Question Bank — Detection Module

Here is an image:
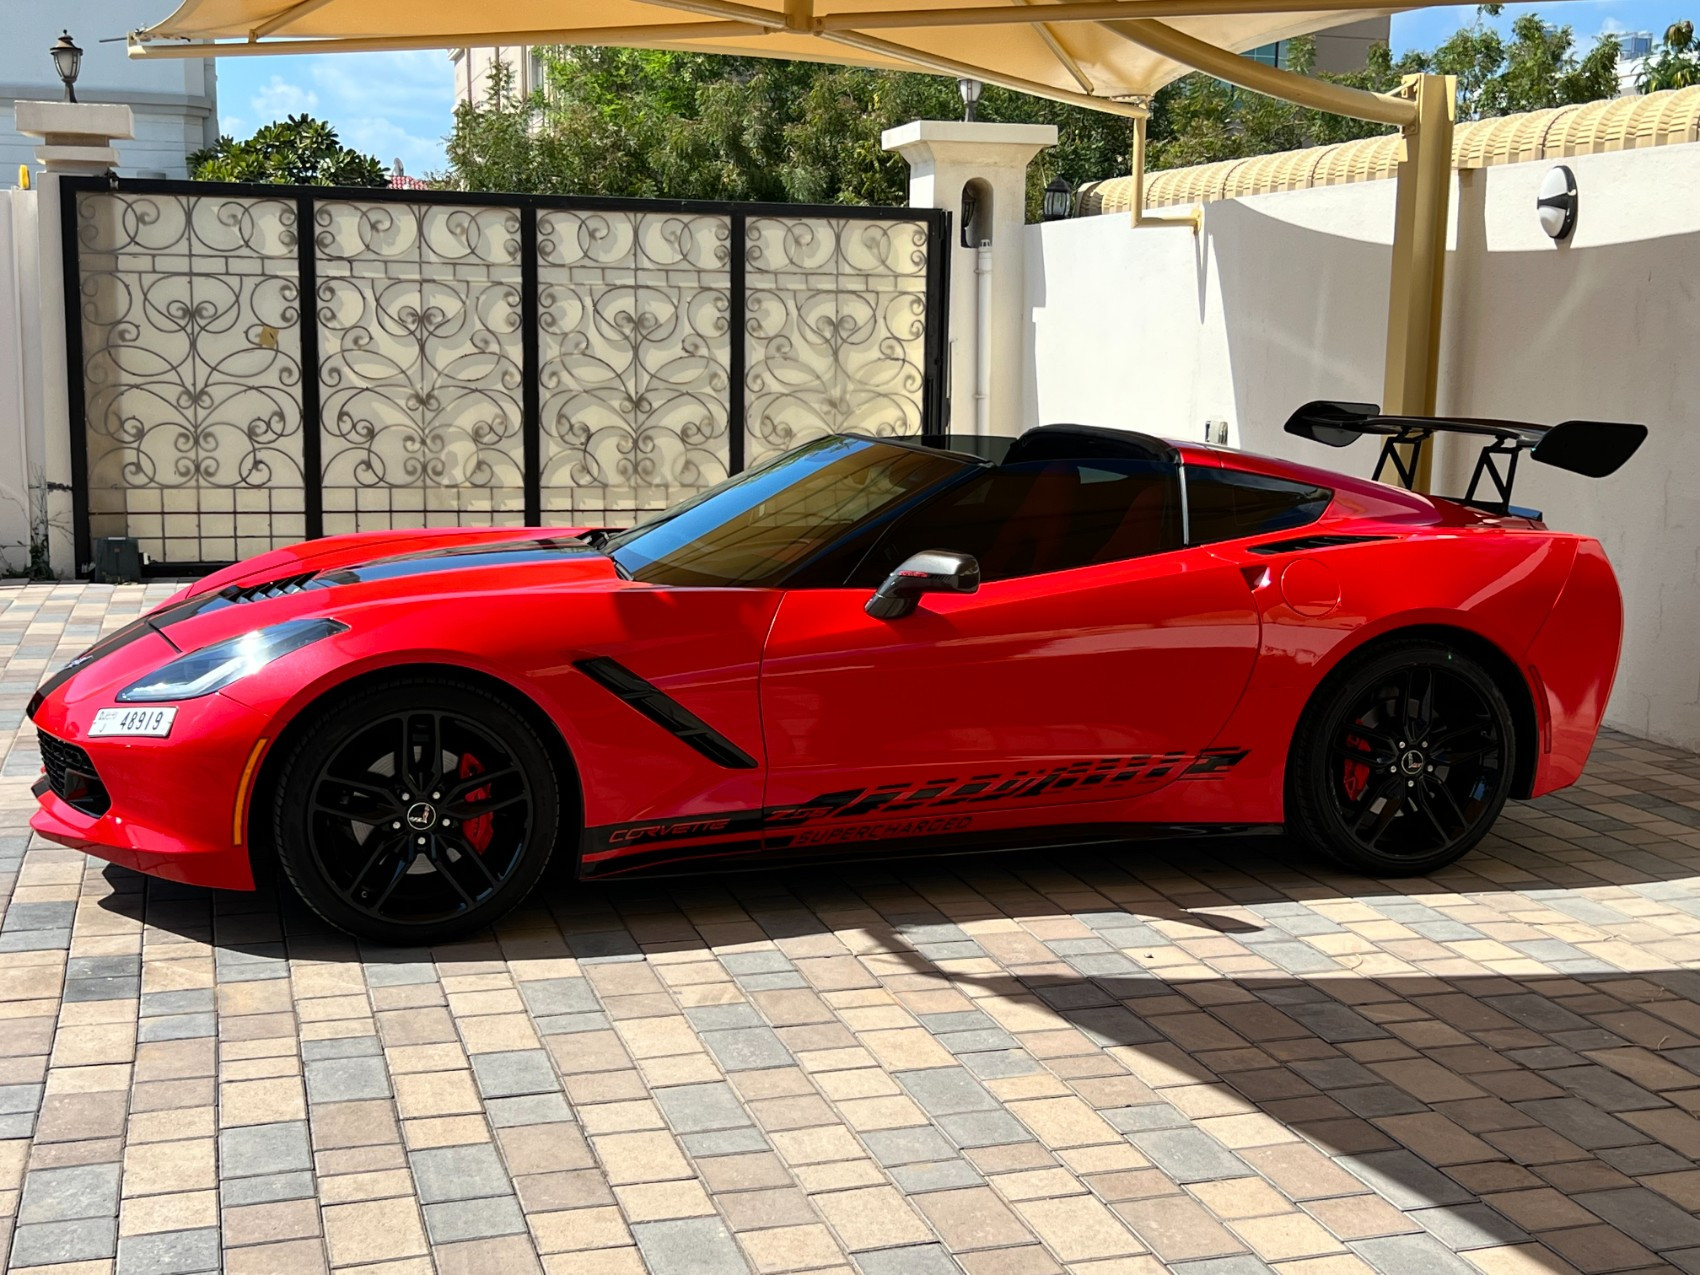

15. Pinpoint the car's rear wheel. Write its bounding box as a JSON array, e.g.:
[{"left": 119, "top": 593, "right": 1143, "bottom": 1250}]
[
  {"left": 273, "top": 679, "right": 562, "bottom": 944},
  {"left": 1287, "top": 640, "right": 1515, "bottom": 876}
]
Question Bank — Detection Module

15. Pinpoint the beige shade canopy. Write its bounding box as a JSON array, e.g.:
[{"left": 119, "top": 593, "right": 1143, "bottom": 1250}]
[{"left": 130, "top": 0, "right": 1429, "bottom": 116}]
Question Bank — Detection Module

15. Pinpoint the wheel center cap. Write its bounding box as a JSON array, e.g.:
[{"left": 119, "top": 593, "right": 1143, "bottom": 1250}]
[
  {"left": 1399, "top": 749, "right": 1426, "bottom": 776},
  {"left": 405, "top": 802, "right": 438, "bottom": 831}
]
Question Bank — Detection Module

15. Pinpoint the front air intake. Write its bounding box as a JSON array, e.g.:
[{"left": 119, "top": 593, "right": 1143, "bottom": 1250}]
[{"left": 37, "top": 731, "right": 111, "bottom": 817}]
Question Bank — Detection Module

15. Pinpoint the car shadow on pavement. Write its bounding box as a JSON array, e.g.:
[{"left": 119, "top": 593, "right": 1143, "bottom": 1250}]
[{"left": 80, "top": 813, "right": 1700, "bottom": 1273}]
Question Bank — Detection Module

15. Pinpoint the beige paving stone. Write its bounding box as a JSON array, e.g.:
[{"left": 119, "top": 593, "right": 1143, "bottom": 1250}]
[
  {"left": 590, "top": 1130, "right": 693, "bottom": 1183},
  {"left": 530, "top": 1205, "right": 633, "bottom": 1253},
  {"left": 739, "top": 1223, "right": 847, "bottom": 1273},
  {"left": 1007, "top": 1096, "right": 1123, "bottom": 1147},
  {"left": 1015, "top": 1195, "right": 1147, "bottom": 1262},
  {"left": 612, "top": 1178, "right": 716, "bottom": 1221},
  {"left": 1231, "top": 1213, "right": 1348, "bottom": 1261},
  {"left": 915, "top": 1186, "right": 1035, "bottom": 1250},
  {"left": 322, "top": 1197, "right": 429, "bottom": 1265},
  {"left": 121, "top": 1138, "right": 217, "bottom": 1196},
  {"left": 392, "top": 1069, "right": 481, "bottom": 1119},
  {"left": 814, "top": 1185, "right": 933, "bottom": 1250},
  {"left": 118, "top": 1189, "right": 219, "bottom": 1235}
]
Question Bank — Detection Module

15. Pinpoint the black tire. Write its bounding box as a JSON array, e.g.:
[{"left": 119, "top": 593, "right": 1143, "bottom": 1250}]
[
  {"left": 1287, "top": 640, "right": 1516, "bottom": 876},
  {"left": 272, "top": 678, "right": 562, "bottom": 944}
]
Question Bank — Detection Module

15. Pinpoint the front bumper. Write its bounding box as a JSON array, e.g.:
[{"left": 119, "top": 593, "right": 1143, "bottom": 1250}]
[{"left": 30, "top": 678, "right": 270, "bottom": 891}]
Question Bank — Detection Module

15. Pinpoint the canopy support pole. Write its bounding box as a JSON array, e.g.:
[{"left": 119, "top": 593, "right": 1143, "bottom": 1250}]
[
  {"left": 1382, "top": 72, "right": 1455, "bottom": 489},
  {"left": 1126, "top": 107, "right": 1201, "bottom": 231}
]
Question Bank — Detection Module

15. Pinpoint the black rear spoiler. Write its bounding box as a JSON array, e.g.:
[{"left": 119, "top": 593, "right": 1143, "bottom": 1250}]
[{"left": 1284, "top": 400, "right": 1647, "bottom": 515}]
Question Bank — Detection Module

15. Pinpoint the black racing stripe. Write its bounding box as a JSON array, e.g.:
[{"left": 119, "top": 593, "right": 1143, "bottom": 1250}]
[
  {"left": 575, "top": 657, "right": 758, "bottom": 770},
  {"left": 581, "top": 820, "right": 1285, "bottom": 879},
  {"left": 27, "top": 615, "right": 161, "bottom": 720}
]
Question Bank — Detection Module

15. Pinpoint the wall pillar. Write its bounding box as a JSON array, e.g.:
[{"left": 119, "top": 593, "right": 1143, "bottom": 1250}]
[
  {"left": 14, "top": 101, "right": 134, "bottom": 578},
  {"left": 883, "top": 120, "right": 1056, "bottom": 437}
]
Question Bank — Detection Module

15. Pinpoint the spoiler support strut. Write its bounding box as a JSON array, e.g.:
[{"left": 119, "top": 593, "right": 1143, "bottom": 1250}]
[{"left": 1286, "top": 400, "right": 1648, "bottom": 515}]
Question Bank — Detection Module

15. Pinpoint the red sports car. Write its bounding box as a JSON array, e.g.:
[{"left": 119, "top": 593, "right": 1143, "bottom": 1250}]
[{"left": 29, "top": 403, "right": 1645, "bottom": 943}]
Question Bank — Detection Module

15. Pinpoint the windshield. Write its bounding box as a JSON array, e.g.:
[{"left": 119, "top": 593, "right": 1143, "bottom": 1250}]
[{"left": 605, "top": 435, "right": 973, "bottom": 587}]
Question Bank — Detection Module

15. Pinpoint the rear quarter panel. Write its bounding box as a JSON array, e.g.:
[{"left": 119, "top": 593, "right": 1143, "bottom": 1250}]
[{"left": 1144, "top": 529, "right": 1581, "bottom": 823}]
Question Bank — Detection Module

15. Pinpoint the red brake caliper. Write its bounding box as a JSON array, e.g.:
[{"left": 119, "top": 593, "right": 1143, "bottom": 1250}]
[
  {"left": 1342, "top": 732, "right": 1371, "bottom": 802},
  {"left": 457, "top": 754, "right": 494, "bottom": 854}
]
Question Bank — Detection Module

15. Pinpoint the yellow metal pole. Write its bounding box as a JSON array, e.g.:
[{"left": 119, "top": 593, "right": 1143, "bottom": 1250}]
[
  {"left": 1382, "top": 72, "right": 1455, "bottom": 489},
  {"left": 1126, "top": 105, "right": 1201, "bottom": 231},
  {"left": 1105, "top": 19, "right": 1417, "bottom": 126}
]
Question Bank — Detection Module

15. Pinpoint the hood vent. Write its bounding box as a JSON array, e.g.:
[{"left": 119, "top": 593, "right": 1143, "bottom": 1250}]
[{"left": 219, "top": 572, "right": 331, "bottom": 603}]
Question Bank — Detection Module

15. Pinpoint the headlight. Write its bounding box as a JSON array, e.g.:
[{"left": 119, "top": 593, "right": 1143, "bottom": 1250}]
[{"left": 117, "top": 619, "right": 347, "bottom": 703}]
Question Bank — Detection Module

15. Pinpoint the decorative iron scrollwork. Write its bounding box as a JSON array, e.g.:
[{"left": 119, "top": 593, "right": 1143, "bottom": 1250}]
[
  {"left": 76, "top": 192, "right": 305, "bottom": 564},
  {"left": 71, "top": 185, "right": 939, "bottom": 567},
  {"left": 743, "top": 217, "right": 929, "bottom": 465},
  {"left": 537, "top": 210, "right": 732, "bottom": 525},
  {"left": 315, "top": 201, "right": 525, "bottom": 533}
]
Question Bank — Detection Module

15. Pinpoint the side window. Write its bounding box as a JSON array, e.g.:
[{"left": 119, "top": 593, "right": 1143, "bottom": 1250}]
[
  {"left": 1186, "top": 468, "right": 1331, "bottom": 545},
  {"left": 851, "top": 459, "right": 1182, "bottom": 586}
]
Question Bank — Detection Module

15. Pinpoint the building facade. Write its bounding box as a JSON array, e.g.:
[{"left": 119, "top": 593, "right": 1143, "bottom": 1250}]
[{"left": 2, "top": 1, "right": 216, "bottom": 180}]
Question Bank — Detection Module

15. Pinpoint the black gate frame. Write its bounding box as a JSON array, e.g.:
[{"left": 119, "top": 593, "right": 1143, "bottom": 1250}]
[{"left": 61, "top": 175, "right": 951, "bottom": 577}]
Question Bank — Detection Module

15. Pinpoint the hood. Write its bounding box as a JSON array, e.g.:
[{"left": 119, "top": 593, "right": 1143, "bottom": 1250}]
[{"left": 30, "top": 532, "right": 624, "bottom": 718}]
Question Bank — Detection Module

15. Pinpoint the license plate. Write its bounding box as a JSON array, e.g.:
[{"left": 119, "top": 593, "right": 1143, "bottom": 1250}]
[{"left": 88, "top": 706, "right": 177, "bottom": 738}]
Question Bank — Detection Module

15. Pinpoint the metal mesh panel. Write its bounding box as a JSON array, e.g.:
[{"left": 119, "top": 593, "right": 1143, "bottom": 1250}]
[
  {"left": 537, "top": 209, "right": 732, "bottom": 526},
  {"left": 67, "top": 182, "right": 944, "bottom": 572},
  {"left": 75, "top": 191, "right": 305, "bottom": 565},
  {"left": 314, "top": 201, "right": 526, "bottom": 534},
  {"left": 743, "top": 216, "right": 930, "bottom": 466}
]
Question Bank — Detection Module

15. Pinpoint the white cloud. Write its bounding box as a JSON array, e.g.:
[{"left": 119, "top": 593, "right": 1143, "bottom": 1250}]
[
  {"left": 219, "top": 115, "right": 243, "bottom": 136},
  {"left": 218, "top": 51, "right": 454, "bottom": 173},
  {"left": 250, "top": 75, "right": 319, "bottom": 117}
]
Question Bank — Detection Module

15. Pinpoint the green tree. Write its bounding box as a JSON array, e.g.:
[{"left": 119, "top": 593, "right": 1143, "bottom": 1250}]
[
  {"left": 445, "top": 9, "right": 1626, "bottom": 213},
  {"left": 189, "top": 114, "right": 387, "bottom": 186},
  {"left": 1147, "top": 37, "right": 1401, "bottom": 170},
  {"left": 446, "top": 54, "right": 1128, "bottom": 217},
  {"left": 1396, "top": 5, "right": 1619, "bottom": 118},
  {"left": 1640, "top": 20, "right": 1700, "bottom": 92}
]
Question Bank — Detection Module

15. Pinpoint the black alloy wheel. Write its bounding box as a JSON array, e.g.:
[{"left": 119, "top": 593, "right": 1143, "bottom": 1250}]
[
  {"left": 1288, "top": 640, "right": 1516, "bottom": 875},
  {"left": 273, "top": 679, "right": 561, "bottom": 943}
]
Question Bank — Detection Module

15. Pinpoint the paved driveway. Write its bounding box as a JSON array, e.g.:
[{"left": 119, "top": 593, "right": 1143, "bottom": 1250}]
[{"left": 3, "top": 581, "right": 1699, "bottom": 1275}]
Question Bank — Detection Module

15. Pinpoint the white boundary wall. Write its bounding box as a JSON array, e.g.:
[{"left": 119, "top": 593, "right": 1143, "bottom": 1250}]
[
  {"left": 0, "top": 187, "right": 42, "bottom": 575},
  {"left": 1024, "top": 143, "right": 1700, "bottom": 749}
]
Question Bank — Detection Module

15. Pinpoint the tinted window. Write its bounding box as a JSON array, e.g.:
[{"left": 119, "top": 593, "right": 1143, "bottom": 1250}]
[
  {"left": 605, "top": 436, "right": 971, "bottom": 587},
  {"left": 1186, "top": 468, "right": 1331, "bottom": 545},
  {"left": 851, "top": 458, "right": 1182, "bottom": 586}
]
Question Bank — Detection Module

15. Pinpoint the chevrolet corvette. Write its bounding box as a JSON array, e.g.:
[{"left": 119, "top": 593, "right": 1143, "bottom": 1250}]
[{"left": 29, "top": 402, "right": 1645, "bottom": 943}]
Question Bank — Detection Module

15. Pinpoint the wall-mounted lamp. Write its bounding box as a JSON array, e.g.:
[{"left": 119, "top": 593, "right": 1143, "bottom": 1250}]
[
  {"left": 957, "top": 77, "right": 982, "bottom": 122},
  {"left": 1537, "top": 164, "right": 1578, "bottom": 241},
  {"left": 1041, "top": 176, "right": 1073, "bottom": 222},
  {"left": 51, "top": 30, "right": 83, "bottom": 103}
]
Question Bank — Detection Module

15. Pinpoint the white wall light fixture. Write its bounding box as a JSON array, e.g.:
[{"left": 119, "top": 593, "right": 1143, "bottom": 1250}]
[{"left": 1537, "top": 164, "right": 1578, "bottom": 241}]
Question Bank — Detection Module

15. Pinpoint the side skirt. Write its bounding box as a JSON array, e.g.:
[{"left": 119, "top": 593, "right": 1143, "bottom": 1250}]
[{"left": 577, "top": 820, "right": 1286, "bottom": 881}]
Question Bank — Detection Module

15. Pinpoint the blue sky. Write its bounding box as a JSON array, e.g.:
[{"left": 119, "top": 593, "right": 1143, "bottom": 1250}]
[
  {"left": 214, "top": 1, "right": 1684, "bottom": 176},
  {"left": 216, "top": 50, "right": 460, "bottom": 178}
]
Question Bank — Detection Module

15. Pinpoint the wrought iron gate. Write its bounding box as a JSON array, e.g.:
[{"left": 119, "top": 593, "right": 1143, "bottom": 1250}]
[{"left": 61, "top": 177, "right": 949, "bottom": 575}]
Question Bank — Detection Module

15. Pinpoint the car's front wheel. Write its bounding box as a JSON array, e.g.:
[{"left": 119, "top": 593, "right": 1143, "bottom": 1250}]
[
  {"left": 272, "top": 678, "right": 563, "bottom": 944},
  {"left": 1287, "top": 640, "right": 1516, "bottom": 876}
]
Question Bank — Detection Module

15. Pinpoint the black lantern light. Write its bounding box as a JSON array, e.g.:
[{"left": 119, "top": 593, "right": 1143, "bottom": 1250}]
[
  {"left": 1042, "top": 176, "right": 1074, "bottom": 221},
  {"left": 51, "top": 30, "right": 83, "bottom": 103},
  {"left": 957, "top": 77, "right": 982, "bottom": 122}
]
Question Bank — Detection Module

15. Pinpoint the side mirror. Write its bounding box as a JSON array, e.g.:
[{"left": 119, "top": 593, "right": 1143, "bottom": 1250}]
[{"left": 865, "top": 550, "right": 980, "bottom": 620}]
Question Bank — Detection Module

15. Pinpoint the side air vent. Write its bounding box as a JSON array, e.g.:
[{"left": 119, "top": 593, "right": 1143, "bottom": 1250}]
[
  {"left": 219, "top": 572, "right": 329, "bottom": 603},
  {"left": 1246, "top": 533, "right": 1395, "bottom": 556}
]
